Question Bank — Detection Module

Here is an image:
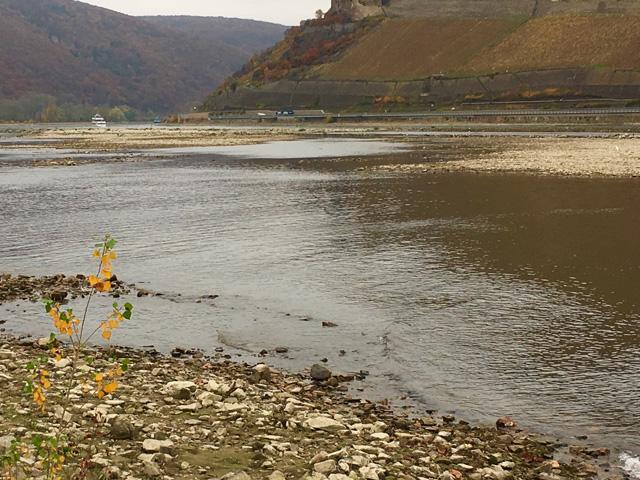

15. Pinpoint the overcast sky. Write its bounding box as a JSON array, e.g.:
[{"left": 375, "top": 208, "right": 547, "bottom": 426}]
[{"left": 81, "top": 0, "right": 331, "bottom": 25}]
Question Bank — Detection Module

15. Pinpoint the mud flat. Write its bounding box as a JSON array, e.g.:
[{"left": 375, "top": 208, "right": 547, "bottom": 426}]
[
  {"left": 376, "top": 137, "right": 640, "bottom": 177},
  {"left": 0, "top": 333, "right": 619, "bottom": 480}
]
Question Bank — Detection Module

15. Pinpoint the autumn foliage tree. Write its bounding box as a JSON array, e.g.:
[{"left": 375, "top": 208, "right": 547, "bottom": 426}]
[{"left": 1, "top": 235, "right": 133, "bottom": 479}]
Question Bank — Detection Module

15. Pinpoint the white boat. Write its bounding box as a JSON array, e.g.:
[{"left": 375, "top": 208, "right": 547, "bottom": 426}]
[{"left": 91, "top": 114, "right": 107, "bottom": 128}]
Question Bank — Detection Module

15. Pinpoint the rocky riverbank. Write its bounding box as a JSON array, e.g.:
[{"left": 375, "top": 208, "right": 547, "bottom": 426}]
[
  {"left": 374, "top": 137, "right": 640, "bottom": 177},
  {"left": 0, "top": 273, "right": 132, "bottom": 304},
  {"left": 0, "top": 333, "right": 620, "bottom": 480}
]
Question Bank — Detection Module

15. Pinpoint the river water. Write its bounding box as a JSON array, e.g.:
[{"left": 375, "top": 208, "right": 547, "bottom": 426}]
[{"left": 0, "top": 138, "right": 639, "bottom": 470}]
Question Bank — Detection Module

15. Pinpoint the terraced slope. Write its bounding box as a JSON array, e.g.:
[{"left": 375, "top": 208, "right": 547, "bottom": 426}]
[{"left": 319, "top": 15, "right": 640, "bottom": 81}]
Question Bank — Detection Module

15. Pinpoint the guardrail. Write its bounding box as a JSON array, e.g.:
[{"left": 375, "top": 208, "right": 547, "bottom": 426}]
[{"left": 209, "top": 107, "right": 640, "bottom": 121}]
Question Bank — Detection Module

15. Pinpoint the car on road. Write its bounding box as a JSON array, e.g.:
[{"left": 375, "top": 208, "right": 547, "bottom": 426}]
[{"left": 276, "top": 108, "right": 295, "bottom": 116}]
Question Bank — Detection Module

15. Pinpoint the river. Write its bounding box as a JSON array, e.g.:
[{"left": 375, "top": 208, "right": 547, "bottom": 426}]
[{"left": 0, "top": 138, "right": 639, "bottom": 472}]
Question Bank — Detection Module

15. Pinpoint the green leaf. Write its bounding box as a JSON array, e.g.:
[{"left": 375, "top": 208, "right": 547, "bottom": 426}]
[
  {"left": 49, "top": 333, "right": 56, "bottom": 343},
  {"left": 112, "top": 302, "right": 119, "bottom": 309},
  {"left": 105, "top": 238, "right": 117, "bottom": 250},
  {"left": 26, "top": 362, "right": 35, "bottom": 371},
  {"left": 124, "top": 303, "right": 133, "bottom": 311},
  {"left": 123, "top": 310, "right": 131, "bottom": 320},
  {"left": 120, "top": 358, "right": 130, "bottom": 372},
  {"left": 23, "top": 380, "right": 33, "bottom": 393}
]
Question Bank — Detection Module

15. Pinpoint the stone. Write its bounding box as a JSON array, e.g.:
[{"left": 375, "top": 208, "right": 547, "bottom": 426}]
[
  {"left": 310, "top": 364, "right": 332, "bottom": 381},
  {"left": 163, "top": 381, "right": 197, "bottom": 400},
  {"left": 198, "top": 391, "right": 221, "bottom": 407},
  {"left": 221, "top": 472, "right": 253, "bottom": 480},
  {"left": 110, "top": 416, "right": 135, "bottom": 440},
  {"left": 0, "top": 350, "right": 16, "bottom": 360},
  {"left": 0, "top": 435, "right": 16, "bottom": 453},
  {"left": 310, "top": 452, "right": 329, "bottom": 464},
  {"left": 49, "top": 290, "right": 68, "bottom": 302},
  {"left": 250, "top": 364, "right": 272, "bottom": 383},
  {"left": 143, "top": 461, "right": 163, "bottom": 478},
  {"left": 496, "top": 416, "right": 517, "bottom": 430},
  {"left": 304, "top": 416, "right": 345, "bottom": 432},
  {"left": 54, "top": 357, "right": 72, "bottom": 369},
  {"left": 370, "top": 432, "right": 390, "bottom": 441},
  {"left": 268, "top": 471, "right": 286, "bottom": 480},
  {"left": 328, "top": 475, "right": 351, "bottom": 480},
  {"left": 142, "top": 438, "right": 174, "bottom": 453},
  {"left": 314, "top": 459, "right": 337, "bottom": 474},
  {"left": 359, "top": 466, "right": 381, "bottom": 480},
  {"left": 275, "top": 347, "right": 289, "bottom": 354}
]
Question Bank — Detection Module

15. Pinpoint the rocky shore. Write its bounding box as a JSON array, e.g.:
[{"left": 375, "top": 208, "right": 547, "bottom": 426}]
[
  {"left": 0, "top": 333, "right": 619, "bottom": 480},
  {"left": 0, "top": 273, "right": 132, "bottom": 304},
  {"left": 374, "top": 137, "right": 640, "bottom": 177}
]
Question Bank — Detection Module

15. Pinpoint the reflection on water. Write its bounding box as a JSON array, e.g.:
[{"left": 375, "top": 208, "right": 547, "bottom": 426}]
[{"left": 0, "top": 149, "right": 639, "bottom": 458}]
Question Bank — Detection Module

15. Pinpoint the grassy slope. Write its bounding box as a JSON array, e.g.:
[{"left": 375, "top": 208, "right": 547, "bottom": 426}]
[{"left": 318, "top": 15, "right": 640, "bottom": 81}]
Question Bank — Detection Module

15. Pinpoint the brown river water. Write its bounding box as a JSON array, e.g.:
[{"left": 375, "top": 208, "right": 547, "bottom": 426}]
[{"left": 0, "top": 138, "right": 639, "bottom": 473}]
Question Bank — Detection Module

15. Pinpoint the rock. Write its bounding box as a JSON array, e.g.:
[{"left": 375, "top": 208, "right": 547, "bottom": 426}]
[
  {"left": 268, "top": 471, "right": 286, "bottom": 480},
  {"left": 304, "top": 416, "right": 345, "bottom": 432},
  {"left": 275, "top": 347, "right": 289, "bottom": 354},
  {"left": 198, "top": 391, "right": 221, "bottom": 407},
  {"left": 0, "top": 435, "right": 15, "bottom": 453},
  {"left": 496, "top": 416, "right": 517, "bottom": 430},
  {"left": 143, "top": 461, "right": 163, "bottom": 478},
  {"left": 250, "top": 364, "right": 272, "bottom": 383},
  {"left": 221, "top": 472, "right": 253, "bottom": 480},
  {"left": 163, "top": 381, "right": 197, "bottom": 400},
  {"left": 110, "top": 416, "right": 135, "bottom": 440},
  {"left": 0, "top": 350, "right": 15, "bottom": 360},
  {"left": 370, "top": 432, "right": 390, "bottom": 441},
  {"left": 328, "top": 475, "right": 351, "bottom": 480},
  {"left": 359, "top": 466, "right": 381, "bottom": 480},
  {"left": 54, "top": 357, "right": 72, "bottom": 369},
  {"left": 49, "top": 290, "right": 68, "bottom": 302},
  {"left": 310, "top": 364, "right": 332, "bottom": 381},
  {"left": 310, "top": 452, "right": 329, "bottom": 464},
  {"left": 142, "top": 438, "right": 174, "bottom": 454},
  {"left": 322, "top": 321, "right": 338, "bottom": 328},
  {"left": 314, "top": 459, "right": 337, "bottom": 474}
]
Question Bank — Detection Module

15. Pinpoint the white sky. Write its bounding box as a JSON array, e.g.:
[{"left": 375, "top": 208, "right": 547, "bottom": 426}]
[{"left": 80, "top": 0, "right": 331, "bottom": 25}]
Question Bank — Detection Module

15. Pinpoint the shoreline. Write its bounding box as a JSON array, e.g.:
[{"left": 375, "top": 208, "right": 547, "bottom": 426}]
[
  {"left": 0, "top": 331, "right": 624, "bottom": 480},
  {"left": 2, "top": 125, "right": 640, "bottom": 178}
]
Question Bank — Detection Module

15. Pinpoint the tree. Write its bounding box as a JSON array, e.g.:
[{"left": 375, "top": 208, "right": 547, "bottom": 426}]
[{"left": 315, "top": 9, "right": 324, "bottom": 19}]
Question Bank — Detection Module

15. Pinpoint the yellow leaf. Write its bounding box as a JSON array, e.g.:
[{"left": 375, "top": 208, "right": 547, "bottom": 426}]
[
  {"left": 92, "top": 249, "right": 101, "bottom": 257},
  {"left": 88, "top": 275, "right": 99, "bottom": 287},
  {"left": 42, "top": 378, "right": 51, "bottom": 390},
  {"left": 103, "top": 382, "right": 118, "bottom": 394},
  {"left": 97, "top": 390, "right": 105, "bottom": 399},
  {"left": 108, "top": 319, "right": 119, "bottom": 329},
  {"left": 95, "top": 373, "right": 104, "bottom": 382},
  {"left": 109, "top": 251, "right": 117, "bottom": 260},
  {"left": 102, "top": 269, "right": 112, "bottom": 280},
  {"left": 102, "top": 281, "right": 112, "bottom": 292}
]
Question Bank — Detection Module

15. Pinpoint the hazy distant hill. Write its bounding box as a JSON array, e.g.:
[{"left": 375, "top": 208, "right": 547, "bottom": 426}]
[
  {"left": 0, "top": 0, "right": 286, "bottom": 118},
  {"left": 141, "top": 16, "right": 287, "bottom": 58}
]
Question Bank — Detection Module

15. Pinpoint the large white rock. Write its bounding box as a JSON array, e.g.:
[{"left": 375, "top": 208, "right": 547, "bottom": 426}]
[
  {"left": 142, "top": 438, "right": 174, "bottom": 453},
  {"left": 314, "top": 459, "right": 337, "bottom": 475},
  {"left": 304, "top": 417, "right": 345, "bottom": 432},
  {"left": 162, "top": 381, "right": 197, "bottom": 398}
]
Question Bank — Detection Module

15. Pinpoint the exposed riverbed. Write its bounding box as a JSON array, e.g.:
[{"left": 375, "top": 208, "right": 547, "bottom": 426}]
[{"left": 1, "top": 129, "right": 639, "bottom": 477}]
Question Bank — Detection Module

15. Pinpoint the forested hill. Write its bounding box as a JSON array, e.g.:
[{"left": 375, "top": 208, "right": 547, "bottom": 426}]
[
  {"left": 0, "top": 0, "right": 286, "bottom": 120},
  {"left": 141, "top": 16, "right": 287, "bottom": 58}
]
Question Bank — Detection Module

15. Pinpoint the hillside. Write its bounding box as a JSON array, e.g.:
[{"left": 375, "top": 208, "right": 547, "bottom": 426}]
[
  {"left": 206, "top": 0, "right": 640, "bottom": 111},
  {"left": 319, "top": 15, "right": 640, "bottom": 80},
  {"left": 140, "top": 16, "right": 287, "bottom": 58},
  {"left": 0, "top": 0, "right": 285, "bottom": 119}
]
